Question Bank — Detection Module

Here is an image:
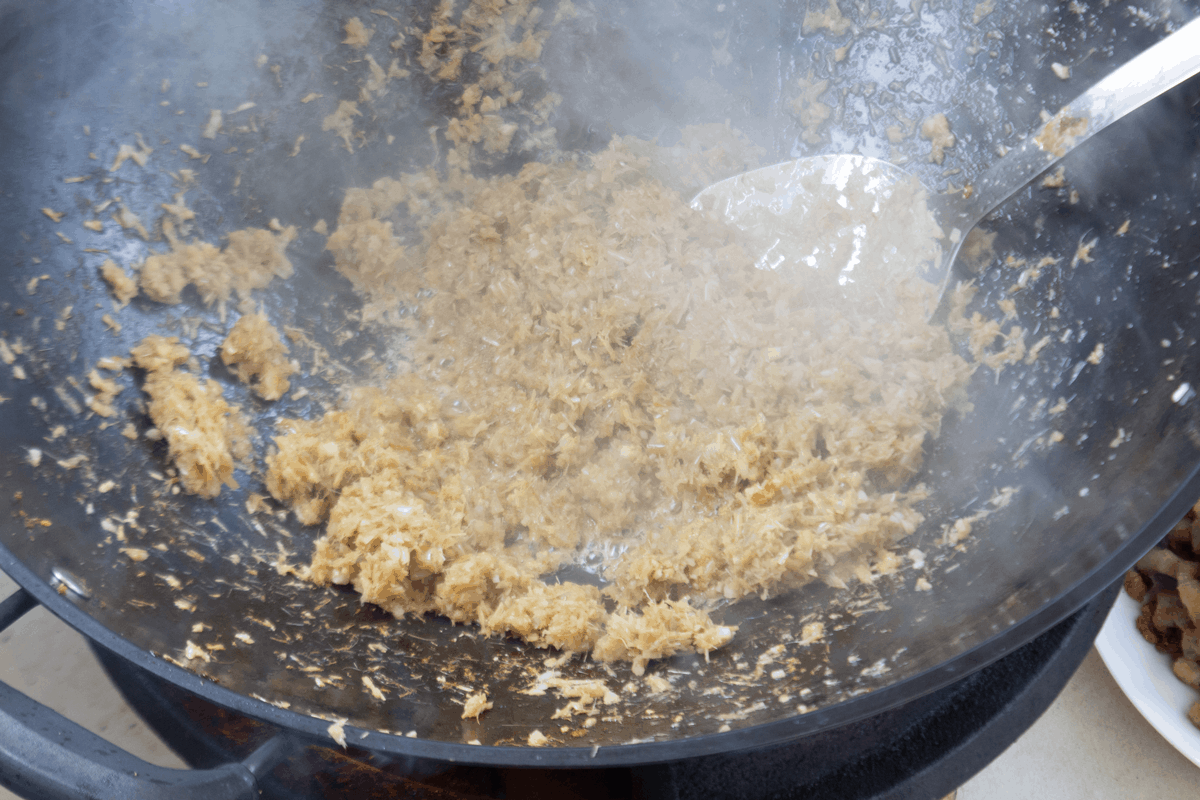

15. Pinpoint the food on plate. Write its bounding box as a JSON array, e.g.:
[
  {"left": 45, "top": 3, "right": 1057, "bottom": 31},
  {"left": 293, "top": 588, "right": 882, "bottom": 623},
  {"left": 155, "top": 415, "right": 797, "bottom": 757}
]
[{"left": 1124, "top": 500, "right": 1200, "bottom": 729}]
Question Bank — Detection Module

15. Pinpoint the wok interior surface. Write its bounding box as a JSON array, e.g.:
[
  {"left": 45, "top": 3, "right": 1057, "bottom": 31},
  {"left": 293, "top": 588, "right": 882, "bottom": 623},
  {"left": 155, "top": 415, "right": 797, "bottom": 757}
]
[{"left": 0, "top": 0, "right": 1198, "bottom": 764}]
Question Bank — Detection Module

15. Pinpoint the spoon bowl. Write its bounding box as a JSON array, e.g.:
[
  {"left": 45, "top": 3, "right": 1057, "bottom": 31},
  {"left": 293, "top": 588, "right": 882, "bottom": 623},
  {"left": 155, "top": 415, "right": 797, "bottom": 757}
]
[
  {"left": 694, "top": 16, "right": 1200, "bottom": 315},
  {"left": 691, "top": 154, "right": 945, "bottom": 316}
]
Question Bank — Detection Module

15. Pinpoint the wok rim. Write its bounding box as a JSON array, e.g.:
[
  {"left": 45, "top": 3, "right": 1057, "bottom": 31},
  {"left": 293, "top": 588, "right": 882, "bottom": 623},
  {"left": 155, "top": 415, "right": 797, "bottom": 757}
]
[{"left": 0, "top": 462, "right": 1194, "bottom": 768}]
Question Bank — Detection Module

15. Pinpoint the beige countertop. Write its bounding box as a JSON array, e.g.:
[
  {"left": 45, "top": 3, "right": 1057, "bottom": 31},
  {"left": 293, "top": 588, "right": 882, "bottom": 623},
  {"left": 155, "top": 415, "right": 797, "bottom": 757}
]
[
  {"left": 0, "top": 565, "right": 1194, "bottom": 799},
  {"left": 957, "top": 648, "right": 1199, "bottom": 799}
]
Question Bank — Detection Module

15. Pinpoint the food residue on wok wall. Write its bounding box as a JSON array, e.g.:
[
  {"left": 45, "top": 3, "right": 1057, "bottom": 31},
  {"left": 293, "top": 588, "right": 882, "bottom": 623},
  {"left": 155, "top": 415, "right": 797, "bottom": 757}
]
[{"left": 17, "top": 0, "right": 1134, "bottom": 739}]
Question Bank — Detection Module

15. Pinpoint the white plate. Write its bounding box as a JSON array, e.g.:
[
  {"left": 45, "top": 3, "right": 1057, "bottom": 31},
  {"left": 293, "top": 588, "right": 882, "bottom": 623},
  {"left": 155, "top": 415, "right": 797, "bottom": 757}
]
[{"left": 1095, "top": 589, "right": 1200, "bottom": 769}]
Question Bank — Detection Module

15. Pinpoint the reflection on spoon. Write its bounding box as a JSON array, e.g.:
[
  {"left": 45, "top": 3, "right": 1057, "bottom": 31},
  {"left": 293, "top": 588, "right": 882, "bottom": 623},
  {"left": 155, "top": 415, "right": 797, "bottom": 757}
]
[{"left": 694, "top": 16, "right": 1200, "bottom": 316}]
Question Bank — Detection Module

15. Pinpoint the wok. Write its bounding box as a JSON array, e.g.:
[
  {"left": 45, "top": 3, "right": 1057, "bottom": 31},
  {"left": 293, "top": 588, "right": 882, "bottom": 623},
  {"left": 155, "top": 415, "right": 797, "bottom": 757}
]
[{"left": 0, "top": 0, "right": 1198, "bottom": 789}]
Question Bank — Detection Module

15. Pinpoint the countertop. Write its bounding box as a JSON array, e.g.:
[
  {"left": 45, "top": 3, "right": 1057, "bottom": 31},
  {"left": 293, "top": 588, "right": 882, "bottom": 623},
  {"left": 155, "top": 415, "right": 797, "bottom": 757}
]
[{"left": 0, "top": 567, "right": 1195, "bottom": 800}]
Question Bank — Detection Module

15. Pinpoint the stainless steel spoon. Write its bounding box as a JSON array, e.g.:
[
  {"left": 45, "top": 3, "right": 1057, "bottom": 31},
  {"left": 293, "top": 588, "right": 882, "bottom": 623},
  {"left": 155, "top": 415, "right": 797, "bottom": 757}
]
[{"left": 693, "top": 16, "right": 1200, "bottom": 311}]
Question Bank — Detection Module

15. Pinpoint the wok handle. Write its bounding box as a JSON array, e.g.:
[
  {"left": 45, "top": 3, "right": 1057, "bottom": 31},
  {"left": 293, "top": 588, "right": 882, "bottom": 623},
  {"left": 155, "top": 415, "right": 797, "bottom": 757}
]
[{"left": 0, "top": 587, "right": 287, "bottom": 800}]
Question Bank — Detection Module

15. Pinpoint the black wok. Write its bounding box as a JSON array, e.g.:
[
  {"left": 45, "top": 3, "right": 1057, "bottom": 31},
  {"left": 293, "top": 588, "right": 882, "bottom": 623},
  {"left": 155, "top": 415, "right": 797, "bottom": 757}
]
[{"left": 0, "top": 0, "right": 1198, "bottom": 792}]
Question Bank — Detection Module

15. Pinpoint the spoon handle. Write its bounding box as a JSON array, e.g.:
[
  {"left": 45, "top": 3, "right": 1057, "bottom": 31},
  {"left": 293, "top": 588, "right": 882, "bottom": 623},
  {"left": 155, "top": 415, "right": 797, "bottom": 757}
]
[{"left": 941, "top": 15, "right": 1200, "bottom": 237}]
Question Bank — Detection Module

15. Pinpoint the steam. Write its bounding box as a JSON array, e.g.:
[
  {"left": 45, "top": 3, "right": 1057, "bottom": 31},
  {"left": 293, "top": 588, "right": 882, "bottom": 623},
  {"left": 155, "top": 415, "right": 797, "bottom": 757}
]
[{"left": 537, "top": 0, "right": 783, "bottom": 162}]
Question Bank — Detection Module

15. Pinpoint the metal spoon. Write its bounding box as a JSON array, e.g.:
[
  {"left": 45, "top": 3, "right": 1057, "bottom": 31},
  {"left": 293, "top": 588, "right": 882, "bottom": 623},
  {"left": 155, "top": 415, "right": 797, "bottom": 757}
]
[{"left": 693, "top": 16, "right": 1200, "bottom": 313}]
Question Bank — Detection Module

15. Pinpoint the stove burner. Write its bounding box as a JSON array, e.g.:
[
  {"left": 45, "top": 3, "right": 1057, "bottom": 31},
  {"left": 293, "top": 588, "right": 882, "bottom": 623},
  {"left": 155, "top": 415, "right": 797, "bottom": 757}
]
[{"left": 96, "top": 583, "right": 1117, "bottom": 800}]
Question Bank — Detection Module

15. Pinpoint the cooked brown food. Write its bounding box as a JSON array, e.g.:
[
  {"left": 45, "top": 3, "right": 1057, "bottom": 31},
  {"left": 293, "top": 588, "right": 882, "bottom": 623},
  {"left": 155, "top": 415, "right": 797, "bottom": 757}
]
[
  {"left": 131, "top": 335, "right": 251, "bottom": 499},
  {"left": 99, "top": 258, "right": 139, "bottom": 308},
  {"left": 220, "top": 311, "right": 297, "bottom": 401},
  {"left": 139, "top": 226, "right": 296, "bottom": 309},
  {"left": 258, "top": 139, "right": 973, "bottom": 671},
  {"left": 1125, "top": 500, "right": 1200, "bottom": 730},
  {"left": 113, "top": 2, "right": 985, "bottom": 672}
]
